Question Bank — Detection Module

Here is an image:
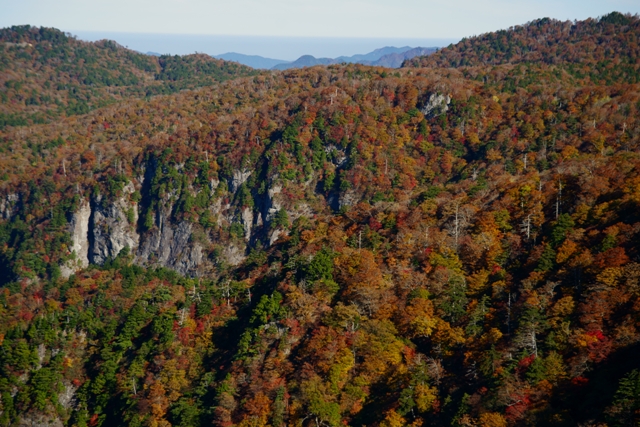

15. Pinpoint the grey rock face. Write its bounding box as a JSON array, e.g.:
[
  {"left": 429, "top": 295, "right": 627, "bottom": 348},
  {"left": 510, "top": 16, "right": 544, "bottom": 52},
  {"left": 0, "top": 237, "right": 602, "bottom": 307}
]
[
  {"left": 210, "top": 178, "right": 220, "bottom": 191},
  {"left": 269, "top": 228, "right": 285, "bottom": 246},
  {"left": 0, "top": 193, "right": 18, "bottom": 220},
  {"left": 90, "top": 183, "right": 139, "bottom": 264},
  {"left": 230, "top": 169, "right": 251, "bottom": 193},
  {"left": 265, "top": 183, "right": 282, "bottom": 222},
  {"left": 222, "top": 241, "right": 246, "bottom": 266},
  {"left": 420, "top": 93, "right": 451, "bottom": 119},
  {"left": 339, "top": 189, "right": 359, "bottom": 209},
  {"left": 58, "top": 382, "right": 77, "bottom": 409},
  {"left": 241, "top": 207, "right": 253, "bottom": 241},
  {"left": 262, "top": 182, "right": 286, "bottom": 246},
  {"left": 60, "top": 199, "right": 91, "bottom": 278},
  {"left": 58, "top": 164, "right": 324, "bottom": 277},
  {"left": 136, "top": 207, "right": 204, "bottom": 276}
]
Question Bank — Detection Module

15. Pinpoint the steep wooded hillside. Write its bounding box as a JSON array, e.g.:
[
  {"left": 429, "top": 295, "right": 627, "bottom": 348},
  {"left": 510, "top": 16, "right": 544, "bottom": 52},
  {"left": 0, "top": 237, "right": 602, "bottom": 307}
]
[
  {"left": 0, "top": 25, "right": 256, "bottom": 129},
  {"left": 1, "top": 15, "right": 640, "bottom": 427},
  {"left": 404, "top": 12, "right": 640, "bottom": 85}
]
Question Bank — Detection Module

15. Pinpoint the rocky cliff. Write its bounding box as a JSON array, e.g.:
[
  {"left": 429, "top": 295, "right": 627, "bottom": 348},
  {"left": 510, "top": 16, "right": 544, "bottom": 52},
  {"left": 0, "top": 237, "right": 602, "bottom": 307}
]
[
  {"left": 90, "top": 182, "right": 140, "bottom": 265},
  {"left": 60, "top": 199, "right": 91, "bottom": 278},
  {"left": 58, "top": 160, "right": 326, "bottom": 278}
]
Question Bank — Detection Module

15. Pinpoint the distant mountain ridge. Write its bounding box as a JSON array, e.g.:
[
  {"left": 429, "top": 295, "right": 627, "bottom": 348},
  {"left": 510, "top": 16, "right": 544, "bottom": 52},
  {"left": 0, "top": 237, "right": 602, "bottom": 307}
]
[
  {"left": 212, "top": 46, "right": 438, "bottom": 70},
  {"left": 269, "top": 46, "right": 438, "bottom": 70},
  {"left": 360, "top": 47, "right": 438, "bottom": 68},
  {"left": 271, "top": 54, "right": 338, "bottom": 70},
  {"left": 214, "top": 52, "right": 288, "bottom": 69},
  {"left": 335, "top": 46, "right": 414, "bottom": 63}
]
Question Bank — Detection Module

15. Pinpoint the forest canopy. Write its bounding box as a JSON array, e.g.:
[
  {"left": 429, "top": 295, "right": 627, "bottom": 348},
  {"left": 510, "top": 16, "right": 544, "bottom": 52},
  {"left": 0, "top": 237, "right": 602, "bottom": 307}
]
[{"left": 1, "top": 13, "right": 640, "bottom": 427}]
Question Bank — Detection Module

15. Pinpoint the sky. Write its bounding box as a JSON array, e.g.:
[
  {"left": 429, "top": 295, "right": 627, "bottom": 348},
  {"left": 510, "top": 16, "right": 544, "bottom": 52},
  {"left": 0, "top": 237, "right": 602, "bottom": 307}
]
[{"left": 2, "top": 0, "right": 639, "bottom": 59}]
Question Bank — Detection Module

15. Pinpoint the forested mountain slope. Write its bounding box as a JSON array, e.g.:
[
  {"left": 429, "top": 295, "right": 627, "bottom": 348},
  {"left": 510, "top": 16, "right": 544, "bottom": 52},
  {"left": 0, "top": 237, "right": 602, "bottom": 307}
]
[
  {"left": 0, "top": 26, "right": 256, "bottom": 129},
  {"left": 404, "top": 12, "right": 640, "bottom": 85},
  {"left": 0, "top": 14, "right": 640, "bottom": 427}
]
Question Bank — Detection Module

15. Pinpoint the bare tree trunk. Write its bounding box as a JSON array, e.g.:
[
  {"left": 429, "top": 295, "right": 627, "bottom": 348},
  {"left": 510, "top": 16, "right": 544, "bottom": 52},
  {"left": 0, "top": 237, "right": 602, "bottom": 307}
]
[{"left": 555, "top": 181, "right": 562, "bottom": 219}]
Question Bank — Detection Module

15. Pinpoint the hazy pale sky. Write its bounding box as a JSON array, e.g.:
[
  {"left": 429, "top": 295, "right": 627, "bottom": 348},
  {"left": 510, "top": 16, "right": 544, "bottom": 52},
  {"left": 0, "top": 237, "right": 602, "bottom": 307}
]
[{"left": 2, "top": 0, "right": 639, "bottom": 39}]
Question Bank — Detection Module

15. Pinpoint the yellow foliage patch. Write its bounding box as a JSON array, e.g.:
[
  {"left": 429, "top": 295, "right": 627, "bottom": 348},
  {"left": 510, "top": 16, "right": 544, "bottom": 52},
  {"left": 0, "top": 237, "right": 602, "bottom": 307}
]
[
  {"left": 478, "top": 412, "right": 508, "bottom": 427},
  {"left": 556, "top": 239, "right": 578, "bottom": 264}
]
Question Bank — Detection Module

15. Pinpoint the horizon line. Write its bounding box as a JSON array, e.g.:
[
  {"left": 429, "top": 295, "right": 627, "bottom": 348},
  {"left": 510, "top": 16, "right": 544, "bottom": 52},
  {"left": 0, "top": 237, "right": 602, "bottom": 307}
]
[{"left": 68, "top": 30, "right": 460, "bottom": 42}]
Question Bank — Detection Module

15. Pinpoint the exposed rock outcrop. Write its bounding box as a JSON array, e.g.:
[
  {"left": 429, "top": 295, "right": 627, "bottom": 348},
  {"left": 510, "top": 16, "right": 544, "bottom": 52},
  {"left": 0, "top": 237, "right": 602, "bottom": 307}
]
[
  {"left": 268, "top": 228, "right": 284, "bottom": 246},
  {"left": 136, "top": 207, "right": 204, "bottom": 276},
  {"left": 0, "top": 193, "right": 18, "bottom": 220},
  {"left": 241, "top": 207, "right": 253, "bottom": 241},
  {"left": 58, "top": 382, "right": 77, "bottom": 409},
  {"left": 60, "top": 199, "right": 91, "bottom": 278},
  {"left": 420, "top": 92, "right": 451, "bottom": 119},
  {"left": 265, "top": 183, "right": 283, "bottom": 222},
  {"left": 57, "top": 166, "right": 322, "bottom": 277},
  {"left": 60, "top": 179, "right": 210, "bottom": 277},
  {"left": 230, "top": 169, "right": 251, "bottom": 193},
  {"left": 90, "top": 183, "right": 139, "bottom": 264},
  {"left": 210, "top": 178, "right": 220, "bottom": 191},
  {"left": 339, "top": 189, "right": 359, "bottom": 209},
  {"left": 222, "top": 241, "right": 246, "bottom": 266}
]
